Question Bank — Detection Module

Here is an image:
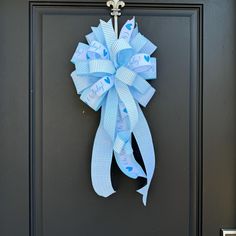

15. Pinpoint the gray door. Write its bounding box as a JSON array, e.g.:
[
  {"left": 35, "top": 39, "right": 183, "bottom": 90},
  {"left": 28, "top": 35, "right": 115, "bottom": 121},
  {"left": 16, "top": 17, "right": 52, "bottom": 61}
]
[{"left": 1, "top": 0, "right": 235, "bottom": 236}]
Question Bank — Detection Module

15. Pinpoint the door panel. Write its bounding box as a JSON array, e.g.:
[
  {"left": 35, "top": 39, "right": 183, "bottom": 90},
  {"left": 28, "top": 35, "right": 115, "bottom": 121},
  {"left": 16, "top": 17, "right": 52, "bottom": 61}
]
[
  {"left": 30, "top": 3, "right": 201, "bottom": 236},
  {"left": 0, "top": 1, "right": 235, "bottom": 236}
]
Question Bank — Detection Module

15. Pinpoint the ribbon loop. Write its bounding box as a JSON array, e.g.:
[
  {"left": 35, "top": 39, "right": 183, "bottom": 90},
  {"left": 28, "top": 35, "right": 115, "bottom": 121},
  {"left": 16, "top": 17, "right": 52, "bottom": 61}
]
[
  {"left": 128, "top": 53, "right": 152, "bottom": 73},
  {"left": 71, "top": 42, "right": 89, "bottom": 64},
  {"left": 140, "top": 57, "right": 157, "bottom": 80},
  {"left": 75, "top": 60, "right": 89, "bottom": 75},
  {"left": 130, "top": 86, "right": 156, "bottom": 107},
  {"left": 119, "top": 16, "right": 135, "bottom": 42},
  {"left": 80, "top": 87, "right": 105, "bottom": 111},
  {"left": 87, "top": 41, "right": 109, "bottom": 60},
  {"left": 91, "top": 24, "right": 106, "bottom": 46},
  {"left": 130, "top": 32, "right": 157, "bottom": 55},
  {"left": 111, "top": 38, "right": 134, "bottom": 67},
  {"left": 89, "top": 59, "right": 115, "bottom": 77},
  {"left": 90, "top": 75, "right": 114, "bottom": 97},
  {"left": 71, "top": 71, "right": 98, "bottom": 94},
  {"left": 100, "top": 19, "right": 117, "bottom": 51}
]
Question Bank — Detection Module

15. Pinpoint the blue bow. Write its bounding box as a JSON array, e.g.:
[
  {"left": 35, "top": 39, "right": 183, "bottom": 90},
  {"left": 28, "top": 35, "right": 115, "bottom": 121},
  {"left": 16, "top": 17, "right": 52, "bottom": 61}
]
[{"left": 71, "top": 17, "right": 157, "bottom": 205}]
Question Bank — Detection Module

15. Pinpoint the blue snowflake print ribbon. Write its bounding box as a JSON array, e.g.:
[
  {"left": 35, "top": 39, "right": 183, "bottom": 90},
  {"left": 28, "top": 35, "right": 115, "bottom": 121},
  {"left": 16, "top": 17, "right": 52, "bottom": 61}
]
[{"left": 70, "top": 17, "right": 157, "bottom": 206}]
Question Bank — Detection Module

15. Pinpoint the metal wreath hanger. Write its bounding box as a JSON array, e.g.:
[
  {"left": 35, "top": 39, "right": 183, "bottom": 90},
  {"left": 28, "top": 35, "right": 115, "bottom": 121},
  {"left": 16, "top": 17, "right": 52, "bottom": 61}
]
[{"left": 107, "top": 0, "right": 125, "bottom": 37}]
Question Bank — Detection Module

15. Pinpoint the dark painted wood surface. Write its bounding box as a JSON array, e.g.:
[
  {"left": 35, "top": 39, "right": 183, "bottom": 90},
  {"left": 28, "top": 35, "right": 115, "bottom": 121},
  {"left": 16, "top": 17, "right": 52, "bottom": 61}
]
[
  {"left": 0, "top": 1, "right": 235, "bottom": 236},
  {"left": 0, "top": 1, "right": 29, "bottom": 236}
]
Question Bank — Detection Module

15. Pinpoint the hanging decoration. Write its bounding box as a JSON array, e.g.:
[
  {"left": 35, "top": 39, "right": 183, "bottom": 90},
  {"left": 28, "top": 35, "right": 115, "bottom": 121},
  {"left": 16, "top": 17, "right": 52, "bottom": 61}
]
[{"left": 70, "top": 0, "right": 157, "bottom": 205}]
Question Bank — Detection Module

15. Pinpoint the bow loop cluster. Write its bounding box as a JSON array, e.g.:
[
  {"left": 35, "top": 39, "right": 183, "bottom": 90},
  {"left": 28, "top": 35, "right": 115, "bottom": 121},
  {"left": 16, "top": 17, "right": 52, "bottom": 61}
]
[{"left": 71, "top": 17, "right": 157, "bottom": 205}]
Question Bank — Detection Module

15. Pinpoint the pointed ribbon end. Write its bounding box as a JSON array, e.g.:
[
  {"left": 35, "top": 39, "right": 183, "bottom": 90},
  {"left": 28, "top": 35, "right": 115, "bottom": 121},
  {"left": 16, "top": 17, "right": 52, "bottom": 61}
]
[{"left": 137, "top": 184, "right": 149, "bottom": 206}]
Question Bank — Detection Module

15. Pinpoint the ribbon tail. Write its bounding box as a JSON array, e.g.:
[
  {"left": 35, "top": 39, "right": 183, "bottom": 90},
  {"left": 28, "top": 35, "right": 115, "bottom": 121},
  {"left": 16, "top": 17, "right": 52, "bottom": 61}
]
[
  {"left": 114, "top": 151, "right": 146, "bottom": 179},
  {"left": 133, "top": 103, "right": 156, "bottom": 206},
  {"left": 136, "top": 185, "right": 148, "bottom": 204},
  {"left": 91, "top": 104, "right": 116, "bottom": 198},
  {"left": 114, "top": 113, "right": 146, "bottom": 179},
  {"left": 103, "top": 87, "right": 118, "bottom": 141},
  {"left": 115, "top": 80, "right": 138, "bottom": 130}
]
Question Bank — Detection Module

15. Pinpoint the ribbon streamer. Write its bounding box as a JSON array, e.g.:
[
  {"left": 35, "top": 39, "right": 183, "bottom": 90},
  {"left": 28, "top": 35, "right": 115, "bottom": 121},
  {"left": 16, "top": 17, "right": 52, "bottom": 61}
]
[{"left": 71, "top": 17, "right": 157, "bottom": 205}]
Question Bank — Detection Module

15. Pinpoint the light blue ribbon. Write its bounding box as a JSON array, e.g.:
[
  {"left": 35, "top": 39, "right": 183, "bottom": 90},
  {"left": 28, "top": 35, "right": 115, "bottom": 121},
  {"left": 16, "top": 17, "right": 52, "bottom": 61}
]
[{"left": 71, "top": 17, "right": 158, "bottom": 206}]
